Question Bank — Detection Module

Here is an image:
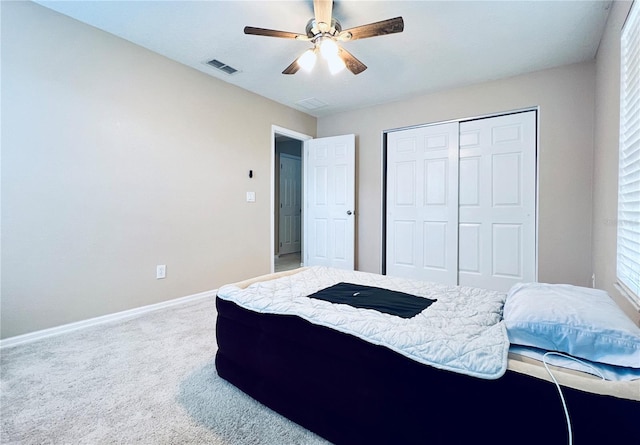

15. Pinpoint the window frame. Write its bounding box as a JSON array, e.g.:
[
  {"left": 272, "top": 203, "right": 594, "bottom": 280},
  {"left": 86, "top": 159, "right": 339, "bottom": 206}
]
[{"left": 617, "top": 0, "right": 640, "bottom": 307}]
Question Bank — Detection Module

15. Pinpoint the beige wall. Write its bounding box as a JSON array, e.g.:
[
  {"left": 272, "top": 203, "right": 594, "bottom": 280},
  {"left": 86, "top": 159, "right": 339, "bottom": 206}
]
[
  {"left": 4, "top": 1, "right": 637, "bottom": 339},
  {"left": 1, "top": 2, "right": 316, "bottom": 338},
  {"left": 318, "top": 61, "right": 597, "bottom": 288},
  {"left": 592, "top": 1, "right": 639, "bottom": 324}
]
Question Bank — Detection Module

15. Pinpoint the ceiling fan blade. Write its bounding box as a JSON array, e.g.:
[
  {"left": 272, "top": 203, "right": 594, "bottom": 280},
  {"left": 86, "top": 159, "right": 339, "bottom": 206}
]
[
  {"left": 282, "top": 58, "right": 301, "bottom": 75},
  {"left": 339, "top": 17, "right": 404, "bottom": 41},
  {"left": 244, "top": 26, "right": 308, "bottom": 40},
  {"left": 337, "top": 47, "right": 367, "bottom": 75},
  {"left": 314, "top": 0, "right": 333, "bottom": 32}
]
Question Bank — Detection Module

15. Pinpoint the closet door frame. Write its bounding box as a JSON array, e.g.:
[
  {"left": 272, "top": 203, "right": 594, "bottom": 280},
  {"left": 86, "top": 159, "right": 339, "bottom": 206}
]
[{"left": 381, "top": 107, "right": 539, "bottom": 288}]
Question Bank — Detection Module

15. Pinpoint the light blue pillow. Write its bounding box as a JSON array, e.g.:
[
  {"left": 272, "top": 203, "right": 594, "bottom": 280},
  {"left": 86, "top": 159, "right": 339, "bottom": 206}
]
[{"left": 504, "top": 283, "right": 640, "bottom": 368}]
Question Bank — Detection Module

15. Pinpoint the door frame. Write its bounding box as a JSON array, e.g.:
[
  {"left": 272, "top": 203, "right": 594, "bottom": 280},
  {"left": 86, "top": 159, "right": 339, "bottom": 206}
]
[
  {"left": 271, "top": 125, "right": 313, "bottom": 273},
  {"left": 380, "top": 107, "right": 540, "bottom": 279}
]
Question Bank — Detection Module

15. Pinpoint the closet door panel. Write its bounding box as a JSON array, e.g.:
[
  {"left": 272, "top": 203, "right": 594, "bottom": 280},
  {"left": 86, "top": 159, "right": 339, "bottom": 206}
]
[
  {"left": 459, "top": 223, "right": 481, "bottom": 274},
  {"left": 458, "top": 111, "right": 536, "bottom": 291},
  {"left": 492, "top": 223, "right": 523, "bottom": 278},
  {"left": 387, "top": 123, "right": 459, "bottom": 283},
  {"left": 423, "top": 221, "right": 448, "bottom": 270},
  {"left": 393, "top": 220, "right": 416, "bottom": 266},
  {"left": 459, "top": 157, "right": 480, "bottom": 206}
]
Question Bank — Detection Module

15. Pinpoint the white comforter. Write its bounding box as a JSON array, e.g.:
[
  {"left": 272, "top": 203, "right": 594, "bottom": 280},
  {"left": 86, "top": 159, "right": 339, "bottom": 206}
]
[{"left": 217, "top": 266, "right": 509, "bottom": 379}]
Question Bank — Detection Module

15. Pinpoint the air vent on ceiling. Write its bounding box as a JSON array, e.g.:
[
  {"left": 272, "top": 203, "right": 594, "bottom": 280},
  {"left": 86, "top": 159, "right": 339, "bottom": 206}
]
[
  {"left": 206, "top": 59, "right": 239, "bottom": 75},
  {"left": 296, "top": 97, "right": 328, "bottom": 111}
]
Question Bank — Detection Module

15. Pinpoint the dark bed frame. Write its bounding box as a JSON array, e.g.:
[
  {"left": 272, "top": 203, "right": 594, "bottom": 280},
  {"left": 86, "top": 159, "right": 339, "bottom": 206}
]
[{"left": 215, "top": 297, "right": 639, "bottom": 445}]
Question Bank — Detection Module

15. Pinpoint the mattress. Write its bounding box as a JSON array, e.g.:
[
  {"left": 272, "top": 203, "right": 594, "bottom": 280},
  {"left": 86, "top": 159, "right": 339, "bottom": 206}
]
[
  {"left": 215, "top": 267, "right": 640, "bottom": 445},
  {"left": 217, "top": 266, "right": 509, "bottom": 379}
]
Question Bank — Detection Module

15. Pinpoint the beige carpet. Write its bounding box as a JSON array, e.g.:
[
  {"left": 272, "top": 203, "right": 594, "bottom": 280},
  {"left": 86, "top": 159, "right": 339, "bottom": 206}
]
[{"left": 0, "top": 297, "right": 330, "bottom": 444}]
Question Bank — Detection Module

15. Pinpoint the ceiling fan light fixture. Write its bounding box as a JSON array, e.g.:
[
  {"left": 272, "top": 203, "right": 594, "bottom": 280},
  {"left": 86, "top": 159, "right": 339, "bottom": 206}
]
[
  {"left": 318, "top": 38, "right": 344, "bottom": 74},
  {"left": 319, "top": 38, "right": 339, "bottom": 59},
  {"left": 327, "top": 52, "right": 346, "bottom": 74},
  {"left": 244, "top": 0, "right": 404, "bottom": 76},
  {"left": 298, "top": 48, "right": 317, "bottom": 72}
]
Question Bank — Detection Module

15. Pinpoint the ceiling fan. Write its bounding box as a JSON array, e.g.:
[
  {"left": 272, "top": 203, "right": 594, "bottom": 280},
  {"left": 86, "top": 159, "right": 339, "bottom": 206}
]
[{"left": 244, "top": 0, "right": 404, "bottom": 75}]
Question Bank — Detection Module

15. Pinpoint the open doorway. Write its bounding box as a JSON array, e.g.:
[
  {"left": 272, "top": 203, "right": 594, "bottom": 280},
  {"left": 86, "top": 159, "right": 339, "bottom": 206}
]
[
  {"left": 271, "top": 126, "right": 312, "bottom": 273},
  {"left": 275, "top": 138, "right": 302, "bottom": 272}
]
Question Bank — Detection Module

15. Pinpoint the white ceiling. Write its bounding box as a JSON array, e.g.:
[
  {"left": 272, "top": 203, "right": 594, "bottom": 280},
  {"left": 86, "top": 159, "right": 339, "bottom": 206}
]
[{"left": 35, "top": 0, "right": 612, "bottom": 117}]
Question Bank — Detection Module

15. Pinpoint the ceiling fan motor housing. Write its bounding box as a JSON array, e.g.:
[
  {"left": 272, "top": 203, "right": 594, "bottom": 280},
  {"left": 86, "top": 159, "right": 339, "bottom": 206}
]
[{"left": 306, "top": 18, "right": 343, "bottom": 40}]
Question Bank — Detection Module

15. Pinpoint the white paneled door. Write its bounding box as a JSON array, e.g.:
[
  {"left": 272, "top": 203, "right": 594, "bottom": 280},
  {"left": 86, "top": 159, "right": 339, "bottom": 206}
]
[
  {"left": 458, "top": 112, "right": 537, "bottom": 290},
  {"left": 279, "top": 154, "right": 301, "bottom": 255},
  {"left": 386, "top": 123, "right": 460, "bottom": 284},
  {"left": 305, "top": 134, "right": 355, "bottom": 270},
  {"left": 386, "top": 111, "right": 537, "bottom": 291}
]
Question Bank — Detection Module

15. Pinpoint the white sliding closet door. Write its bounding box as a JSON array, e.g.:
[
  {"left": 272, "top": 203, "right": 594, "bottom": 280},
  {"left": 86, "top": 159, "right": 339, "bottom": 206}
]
[
  {"left": 458, "top": 111, "right": 537, "bottom": 291},
  {"left": 385, "top": 110, "right": 537, "bottom": 292},
  {"left": 386, "top": 123, "right": 459, "bottom": 284}
]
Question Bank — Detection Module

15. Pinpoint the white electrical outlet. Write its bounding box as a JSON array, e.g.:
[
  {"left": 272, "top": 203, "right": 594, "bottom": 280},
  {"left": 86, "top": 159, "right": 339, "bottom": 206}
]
[
  {"left": 156, "top": 265, "right": 166, "bottom": 279},
  {"left": 246, "top": 191, "right": 256, "bottom": 202}
]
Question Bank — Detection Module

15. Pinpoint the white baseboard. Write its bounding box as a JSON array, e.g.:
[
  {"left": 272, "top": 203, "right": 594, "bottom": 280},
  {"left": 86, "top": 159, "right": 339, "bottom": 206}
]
[{"left": 0, "top": 289, "right": 217, "bottom": 349}]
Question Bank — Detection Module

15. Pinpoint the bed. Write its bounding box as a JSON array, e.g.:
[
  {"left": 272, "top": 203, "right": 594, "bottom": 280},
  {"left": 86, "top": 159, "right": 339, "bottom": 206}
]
[{"left": 215, "top": 267, "right": 640, "bottom": 445}]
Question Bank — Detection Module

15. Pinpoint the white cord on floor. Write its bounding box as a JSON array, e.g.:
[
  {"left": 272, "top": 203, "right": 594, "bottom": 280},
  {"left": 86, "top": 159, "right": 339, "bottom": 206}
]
[{"left": 542, "top": 352, "right": 606, "bottom": 445}]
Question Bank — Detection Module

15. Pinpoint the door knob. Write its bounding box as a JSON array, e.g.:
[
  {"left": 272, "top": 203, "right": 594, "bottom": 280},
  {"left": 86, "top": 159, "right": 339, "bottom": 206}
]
[{"left": 347, "top": 210, "right": 353, "bottom": 215}]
